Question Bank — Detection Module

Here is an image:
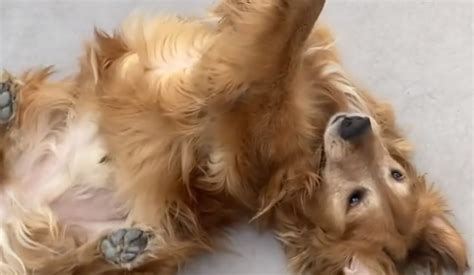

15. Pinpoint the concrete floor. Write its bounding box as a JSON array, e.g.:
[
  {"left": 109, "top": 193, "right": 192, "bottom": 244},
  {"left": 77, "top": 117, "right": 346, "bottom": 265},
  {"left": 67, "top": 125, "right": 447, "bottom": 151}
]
[{"left": 1, "top": 0, "right": 472, "bottom": 274}]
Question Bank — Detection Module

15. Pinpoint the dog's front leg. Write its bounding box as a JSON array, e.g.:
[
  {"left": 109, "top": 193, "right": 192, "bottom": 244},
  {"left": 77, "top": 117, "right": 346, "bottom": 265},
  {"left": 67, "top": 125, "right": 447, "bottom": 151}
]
[{"left": 192, "top": 0, "right": 326, "bottom": 107}]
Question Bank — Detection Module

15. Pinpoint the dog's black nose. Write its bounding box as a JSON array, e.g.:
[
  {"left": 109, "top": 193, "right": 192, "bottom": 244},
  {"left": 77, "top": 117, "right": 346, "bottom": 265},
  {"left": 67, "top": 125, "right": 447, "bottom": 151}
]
[{"left": 339, "top": 116, "right": 371, "bottom": 140}]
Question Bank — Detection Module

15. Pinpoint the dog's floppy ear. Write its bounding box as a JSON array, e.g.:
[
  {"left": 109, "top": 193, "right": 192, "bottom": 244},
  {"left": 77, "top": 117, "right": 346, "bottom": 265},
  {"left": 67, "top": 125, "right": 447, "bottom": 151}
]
[
  {"left": 411, "top": 183, "right": 469, "bottom": 273},
  {"left": 343, "top": 256, "right": 391, "bottom": 275},
  {"left": 342, "top": 253, "right": 399, "bottom": 275},
  {"left": 416, "top": 215, "right": 468, "bottom": 273}
]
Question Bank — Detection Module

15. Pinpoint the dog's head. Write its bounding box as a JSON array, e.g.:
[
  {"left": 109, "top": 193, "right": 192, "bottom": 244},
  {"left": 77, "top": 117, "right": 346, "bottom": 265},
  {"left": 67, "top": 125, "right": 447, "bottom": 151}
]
[{"left": 304, "top": 111, "right": 468, "bottom": 274}]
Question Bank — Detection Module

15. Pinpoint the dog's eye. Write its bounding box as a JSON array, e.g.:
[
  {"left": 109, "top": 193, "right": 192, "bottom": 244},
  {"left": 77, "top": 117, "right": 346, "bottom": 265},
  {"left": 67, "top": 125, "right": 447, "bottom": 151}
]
[
  {"left": 391, "top": 169, "right": 404, "bottom": 182},
  {"left": 348, "top": 189, "right": 366, "bottom": 208}
]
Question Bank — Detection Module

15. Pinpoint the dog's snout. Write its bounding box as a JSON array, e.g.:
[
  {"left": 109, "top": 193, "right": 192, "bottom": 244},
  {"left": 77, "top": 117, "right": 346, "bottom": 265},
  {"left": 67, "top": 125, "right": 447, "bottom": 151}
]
[{"left": 339, "top": 116, "right": 371, "bottom": 141}]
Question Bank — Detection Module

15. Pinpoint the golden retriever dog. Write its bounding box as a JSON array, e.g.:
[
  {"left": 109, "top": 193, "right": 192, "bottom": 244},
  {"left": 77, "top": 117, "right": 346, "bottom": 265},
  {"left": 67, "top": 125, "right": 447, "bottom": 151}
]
[{"left": 0, "top": 0, "right": 468, "bottom": 274}]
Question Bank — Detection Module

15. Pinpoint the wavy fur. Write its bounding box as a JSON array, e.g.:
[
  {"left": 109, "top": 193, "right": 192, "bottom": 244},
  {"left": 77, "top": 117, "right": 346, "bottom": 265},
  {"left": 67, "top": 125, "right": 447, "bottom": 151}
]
[{"left": 0, "top": 0, "right": 467, "bottom": 274}]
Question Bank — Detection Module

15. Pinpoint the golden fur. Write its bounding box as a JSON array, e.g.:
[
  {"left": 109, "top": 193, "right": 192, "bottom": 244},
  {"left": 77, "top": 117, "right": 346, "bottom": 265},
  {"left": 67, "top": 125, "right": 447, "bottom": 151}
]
[{"left": 0, "top": 0, "right": 468, "bottom": 274}]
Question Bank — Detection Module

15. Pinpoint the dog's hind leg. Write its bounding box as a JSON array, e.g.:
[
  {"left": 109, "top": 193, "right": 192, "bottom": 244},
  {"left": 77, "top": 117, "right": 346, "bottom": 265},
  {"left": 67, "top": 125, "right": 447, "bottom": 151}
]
[
  {"left": 100, "top": 227, "right": 151, "bottom": 268},
  {"left": 29, "top": 224, "right": 209, "bottom": 274},
  {"left": 0, "top": 71, "right": 18, "bottom": 178},
  {"left": 0, "top": 71, "right": 19, "bottom": 126}
]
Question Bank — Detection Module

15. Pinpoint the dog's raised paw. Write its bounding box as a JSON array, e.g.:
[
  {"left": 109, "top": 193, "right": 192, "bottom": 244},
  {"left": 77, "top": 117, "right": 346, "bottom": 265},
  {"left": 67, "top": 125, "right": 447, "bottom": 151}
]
[
  {"left": 0, "top": 71, "right": 18, "bottom": 125},
  {"left": 100, "top": 228, "right": 151, "bottom": 266}
]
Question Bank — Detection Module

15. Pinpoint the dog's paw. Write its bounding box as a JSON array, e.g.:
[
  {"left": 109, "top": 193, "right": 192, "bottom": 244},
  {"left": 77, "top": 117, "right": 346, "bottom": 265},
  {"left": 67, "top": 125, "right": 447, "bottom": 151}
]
[
  {"left": 100, "top": 228, "right": 152, "bottom": 267},
  {"left": 0, "top": 71, "right": 18, "bottom": 125}
]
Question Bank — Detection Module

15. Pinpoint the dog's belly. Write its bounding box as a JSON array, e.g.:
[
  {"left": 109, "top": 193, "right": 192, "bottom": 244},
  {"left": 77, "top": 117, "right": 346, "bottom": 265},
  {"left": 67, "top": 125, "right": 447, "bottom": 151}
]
[
  {"left": 51, "top": 188, "right": 126, "bottom": 223},
  {"left": 51, "top": 189, "right": 127, "bottom": 240},
  {"left": 50, "top": 185, "right": 127, "bottom": 240},
  {"left": 0, "top": 113, "right": 127, "bottom": 240}
]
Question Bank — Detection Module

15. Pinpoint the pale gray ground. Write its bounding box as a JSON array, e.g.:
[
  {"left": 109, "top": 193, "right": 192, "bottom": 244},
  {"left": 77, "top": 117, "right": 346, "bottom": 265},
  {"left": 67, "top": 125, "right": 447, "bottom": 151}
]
[{"left": 0, "top": 0, "right": 472, "bottom": 274}]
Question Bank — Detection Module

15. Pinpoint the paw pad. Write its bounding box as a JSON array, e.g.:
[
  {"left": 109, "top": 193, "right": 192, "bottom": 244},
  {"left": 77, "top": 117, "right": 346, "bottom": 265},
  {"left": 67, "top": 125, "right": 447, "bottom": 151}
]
[
  {"left": 0, "top": 70, "right": 18, "bottom": 125},
  {"left": 100, "top": 228, "right": 151, "bottom": 265}
]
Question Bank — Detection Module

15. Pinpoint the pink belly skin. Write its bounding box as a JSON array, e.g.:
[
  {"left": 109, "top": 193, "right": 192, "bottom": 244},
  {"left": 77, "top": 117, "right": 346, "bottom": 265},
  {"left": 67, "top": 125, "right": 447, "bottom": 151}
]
[{"left": 50, "top": 187, "right": 128, "bottom": 239}]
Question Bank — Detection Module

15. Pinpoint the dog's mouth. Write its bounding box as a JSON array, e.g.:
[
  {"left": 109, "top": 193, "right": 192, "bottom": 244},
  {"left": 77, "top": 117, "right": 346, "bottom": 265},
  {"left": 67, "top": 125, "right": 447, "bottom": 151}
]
[{"left": 318, "top": 144, "right": 326, "bottom": 171}]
